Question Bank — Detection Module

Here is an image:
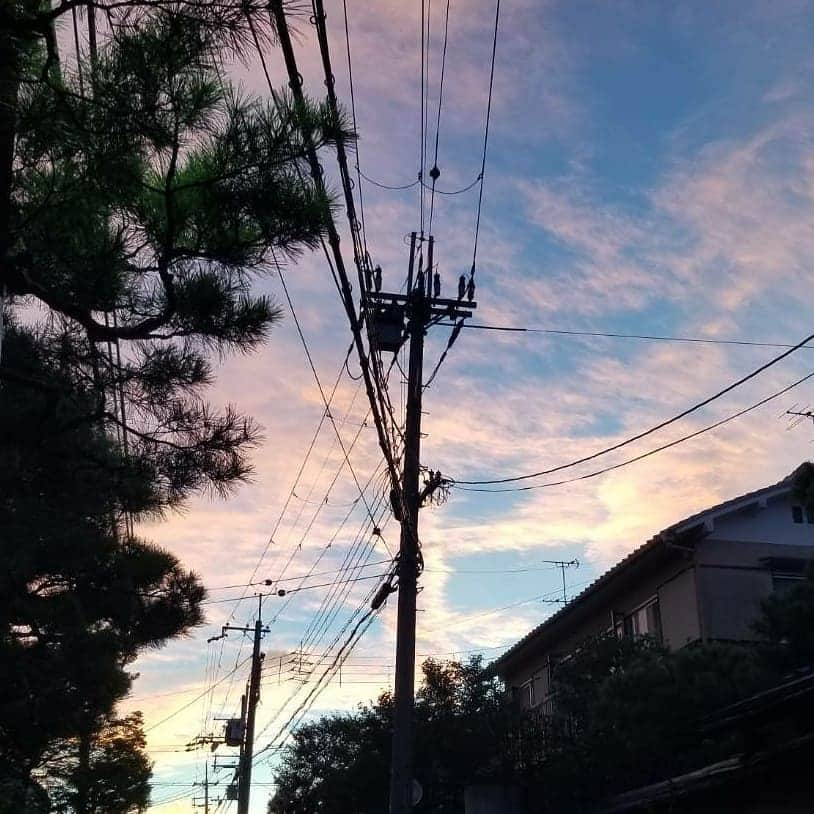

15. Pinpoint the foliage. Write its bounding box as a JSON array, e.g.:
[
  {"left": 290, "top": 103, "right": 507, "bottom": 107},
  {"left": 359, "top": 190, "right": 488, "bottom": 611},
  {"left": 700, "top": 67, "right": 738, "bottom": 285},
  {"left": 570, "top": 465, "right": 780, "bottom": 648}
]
[
  {"left": 526, "top": 635, "right": 771, "bottom": 812},
  {"left": 1, "top": 0, "right": 348, "bottom": 809},
  {"left": 0, "top": 324, "right": 203, "bottom": 806},
  {"left": 792, "top": 461, "right": 814, "bottom": 511},
  {"left": 5, "top": 7, "right": 351, "bottom": 506},
  {"left": 269, "top": 657, "right": 516, "bottom": 814},
  {"left": 754, "top": 562, "right": 814, "bottom": 671},
  {"left": 42, "top": 713, "right": 151, "bottom": 814}
]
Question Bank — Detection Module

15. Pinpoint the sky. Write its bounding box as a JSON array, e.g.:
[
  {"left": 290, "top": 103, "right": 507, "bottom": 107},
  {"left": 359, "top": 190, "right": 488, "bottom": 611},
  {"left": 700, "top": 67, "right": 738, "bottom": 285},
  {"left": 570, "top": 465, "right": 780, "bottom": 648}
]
[{"left": 81, "top": 0, "right": 814, "bottom": 810}]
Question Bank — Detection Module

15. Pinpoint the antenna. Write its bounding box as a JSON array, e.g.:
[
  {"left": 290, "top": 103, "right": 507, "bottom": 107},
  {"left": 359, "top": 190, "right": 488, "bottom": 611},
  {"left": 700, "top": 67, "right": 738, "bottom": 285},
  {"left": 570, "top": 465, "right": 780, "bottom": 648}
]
[{"left": 540, "top": 559, "right": 580, "bottom": 603}]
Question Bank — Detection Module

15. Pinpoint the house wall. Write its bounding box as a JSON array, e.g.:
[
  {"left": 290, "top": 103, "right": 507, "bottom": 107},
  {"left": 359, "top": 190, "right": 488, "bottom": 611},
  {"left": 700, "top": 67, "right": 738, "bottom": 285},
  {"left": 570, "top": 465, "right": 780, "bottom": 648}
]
[
  {"left": 501, "top": 487, "right": 814, "bottom": 711},
  {"left": 657, "top": 566, "right": 701, "bottom": 648},
  {"left": 708, "top": 492, "right": 814, "bottom": 545},
  {"left": 504, "top": 551, "right": 694, "bottom": 710},
  {"left": 695, "top": 537, "right": 814, "bottom": 641}
]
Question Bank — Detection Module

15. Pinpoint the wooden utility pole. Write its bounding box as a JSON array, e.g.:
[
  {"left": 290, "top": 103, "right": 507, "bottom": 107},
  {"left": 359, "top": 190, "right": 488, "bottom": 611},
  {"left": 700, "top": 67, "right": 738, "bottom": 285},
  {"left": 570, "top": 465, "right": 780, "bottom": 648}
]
[
  {"left": 366, "top": 233, "right": 475, "bottom": 814},
  {"left": 237, "top": 599, "right": 266, "bottom": 814}
]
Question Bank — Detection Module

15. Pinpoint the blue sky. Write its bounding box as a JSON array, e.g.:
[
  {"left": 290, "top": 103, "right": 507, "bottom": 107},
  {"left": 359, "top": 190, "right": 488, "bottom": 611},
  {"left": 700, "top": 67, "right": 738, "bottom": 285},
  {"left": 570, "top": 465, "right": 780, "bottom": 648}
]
[{"left": 94, "top": 1, "right": 814, "bottom": 810}]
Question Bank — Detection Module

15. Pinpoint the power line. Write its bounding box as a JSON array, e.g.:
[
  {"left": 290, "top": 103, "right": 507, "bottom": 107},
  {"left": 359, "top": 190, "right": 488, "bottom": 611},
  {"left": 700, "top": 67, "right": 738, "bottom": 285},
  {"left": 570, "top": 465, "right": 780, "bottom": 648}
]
[
  {"left": 276, "top": 261, "right": 392, "bottom": 556},
  {"left": 200, "top": 573, "right": 390, "bottom": 606},
  {"left": 470, "top": 0, "right": 501, "bottom": 279},
  {"left": 455, "top": 329, "right": 814, "bottom": 485},
  {"left": 443, "top": 322, "right": 814, "bottom": 350},
  {"left": 418, "top": 0, "right": 427, "bottom": 237},
  {"left": 221, "top": 341, "right": 355, "bottom": 616},
  {"left": 206, "top": 558, "right": 394, "bottom": 591},
  {"left": 267, "top": 0, "right": 402, "bottom": 502},
  {"left": 144, "top": 655, "right": 252, "bottom": 734},
  {"left": 253, "top": 603, "right": 383, "bottom": 762},
  {"left": 251, "top": 587, "right": 381, "bottom": 752},
  {"left": 341, "top": 0, "right": 368, "bottom": 258},
  {"left": 268, "top": 470, "right": 390, "bottom": 633},
  {"left": 359, "top": 168, "right": 481, "bottom": 195},
  {"left": 427, "top": 0, "right": 451, "bottom": 234},
  {"left": 454, "top": 371, "right": 814, "bottom": 493},
  {"left": 359, "top": 170, "right": 419, "bottom": 191}
]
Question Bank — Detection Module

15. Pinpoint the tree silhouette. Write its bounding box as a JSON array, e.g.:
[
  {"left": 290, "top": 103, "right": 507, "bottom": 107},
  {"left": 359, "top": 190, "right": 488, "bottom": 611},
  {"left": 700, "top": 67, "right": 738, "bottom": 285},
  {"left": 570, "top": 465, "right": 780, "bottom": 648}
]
[{"left": 1, "top": 1, "right": 349, "bottom": 807}]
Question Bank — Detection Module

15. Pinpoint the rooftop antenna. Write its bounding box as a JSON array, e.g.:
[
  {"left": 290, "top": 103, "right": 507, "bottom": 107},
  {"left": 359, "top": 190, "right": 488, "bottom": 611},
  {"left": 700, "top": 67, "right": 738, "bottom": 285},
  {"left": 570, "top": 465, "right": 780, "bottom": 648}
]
[{"left": 541, "top": 559, "right": 580, "bottom": 603}]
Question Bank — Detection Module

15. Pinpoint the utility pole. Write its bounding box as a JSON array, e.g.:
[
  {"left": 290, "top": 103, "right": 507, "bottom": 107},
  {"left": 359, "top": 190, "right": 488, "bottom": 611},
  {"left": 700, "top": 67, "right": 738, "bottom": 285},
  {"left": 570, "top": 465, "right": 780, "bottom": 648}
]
[
  {"left": 191, "top": 761, "right": 211, "bottom": 814},
  {"left": 367, "top": 233, "right": 475, "bottom": 814},
  {"left": 237, "top": 597, "right": 266, "bottom": 814},
  {"left": 209, "top": 597, "right": 267, "bottom": 814}
]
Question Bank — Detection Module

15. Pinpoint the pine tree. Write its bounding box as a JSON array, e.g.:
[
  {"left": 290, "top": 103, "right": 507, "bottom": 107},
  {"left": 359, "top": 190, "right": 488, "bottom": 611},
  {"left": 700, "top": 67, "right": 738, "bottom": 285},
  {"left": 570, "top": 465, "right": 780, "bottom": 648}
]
[{"left": 0, "top": 0, "right": 350, "bottom": 807}]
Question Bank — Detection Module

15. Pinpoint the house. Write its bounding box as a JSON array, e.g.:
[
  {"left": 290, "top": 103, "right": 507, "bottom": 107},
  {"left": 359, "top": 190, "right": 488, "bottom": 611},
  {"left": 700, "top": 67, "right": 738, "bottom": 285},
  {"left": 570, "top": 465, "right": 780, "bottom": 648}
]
[{"left": 489, "top": 465, "right": 814, "bottom": 712}]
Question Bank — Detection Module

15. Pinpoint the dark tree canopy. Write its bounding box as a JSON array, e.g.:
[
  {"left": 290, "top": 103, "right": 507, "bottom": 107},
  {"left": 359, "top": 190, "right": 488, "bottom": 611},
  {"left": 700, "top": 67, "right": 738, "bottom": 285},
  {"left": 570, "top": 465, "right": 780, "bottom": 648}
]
[
  {"left": 269, "top": 658, "right": 517, "bottom": 814},
  {"left": 0, "top": 0, "right": 351, "bottom": 809},
  {"left": 42, "top": 713, "right": 152, "bottom": 814}
]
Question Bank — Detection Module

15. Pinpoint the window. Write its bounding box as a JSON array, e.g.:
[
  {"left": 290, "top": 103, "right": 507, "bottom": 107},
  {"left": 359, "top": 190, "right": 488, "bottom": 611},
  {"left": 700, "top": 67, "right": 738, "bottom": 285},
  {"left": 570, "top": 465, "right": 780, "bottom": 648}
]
[
  {"left": 522, "top": 679, "right": 535, "bottom": 708},
  {"left": 615, "top": 598, "right": 662, "bottom": 642},
  {"left": 792, "top": 505, "right": 804, "bottom": 524}
]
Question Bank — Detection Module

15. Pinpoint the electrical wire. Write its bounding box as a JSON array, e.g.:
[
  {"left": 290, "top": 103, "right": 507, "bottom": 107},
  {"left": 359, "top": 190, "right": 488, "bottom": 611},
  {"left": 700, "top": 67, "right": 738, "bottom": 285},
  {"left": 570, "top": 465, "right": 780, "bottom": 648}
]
[
  {"left": 470, "top": 0, "right": 501, "bottom": 279},
  {"left": 251, "top": 562, "right": 394, "bottom": 750},
  {"left": 276, "top": 260, "right": 392, "bottom": 555},
  {"left": 144, "top": 655, "right": 252, "bottom": 733},
  {"left": 427, "top": 0, "right": 451, "bottom": 234},
  {"left": 253, "top": 603, "right": 383, "bottom": 761},
  {"left": 454, "top": 371, "right": 814, "bottom": 493},
  {"left": 267, "top": 1, "right": 402, "bottom": 498},
  {"left": 268, "top": 467, "right": 390, "bottom": 631},
  {"left": 220, "top": 341, "right": 354, "bottom": 620},
  {"left": 205, "top": 559, "right": 394, "bottom": 592},
  {"left": 359, "top": 169, "right": 420, "bottom": 190},
  {"left": 441, "top": 322, "right": 814, "bottom": 350},
  {"left": 455, "top": 329, "right": 814, "bottom": 485},
  {"left": 341, "top": 0, "right": 368, "bottom": 258},
  {"left": 199, "top": 573, "right": 390, "bottom": 605},
  {"left": 419, "top": 0, "right": 427, "bottom": 234}
]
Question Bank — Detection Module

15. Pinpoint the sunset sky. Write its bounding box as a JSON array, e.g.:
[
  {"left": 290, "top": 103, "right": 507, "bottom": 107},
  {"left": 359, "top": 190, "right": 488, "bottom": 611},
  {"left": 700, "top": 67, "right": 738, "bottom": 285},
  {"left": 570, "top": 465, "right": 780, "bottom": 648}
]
[{"left": 102, "top": 1, "right": 814, "bottom": 810}]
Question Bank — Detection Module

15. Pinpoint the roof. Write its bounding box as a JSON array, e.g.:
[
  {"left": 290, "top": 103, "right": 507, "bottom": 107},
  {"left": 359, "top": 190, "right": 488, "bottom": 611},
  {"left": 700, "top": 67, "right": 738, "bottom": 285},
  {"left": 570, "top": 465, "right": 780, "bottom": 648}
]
[{"left": 487, "top": 465, "right": 808, "bottom": 677}]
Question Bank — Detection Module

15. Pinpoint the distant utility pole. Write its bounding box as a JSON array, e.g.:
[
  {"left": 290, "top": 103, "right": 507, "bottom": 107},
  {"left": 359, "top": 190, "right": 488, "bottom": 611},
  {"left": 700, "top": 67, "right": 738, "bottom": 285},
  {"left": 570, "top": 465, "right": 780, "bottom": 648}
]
[
  {"left": 209, "top": 597, "right": 268, "bottom": 814},
  {"left": 192, "top": 761, "right": 210, "bottom": 814},
  {"left": 237, "top": 598, "right": 267, "bottom": 814},
  {"left": 366, "top": 232, "right": 476, "bottom": 814}
]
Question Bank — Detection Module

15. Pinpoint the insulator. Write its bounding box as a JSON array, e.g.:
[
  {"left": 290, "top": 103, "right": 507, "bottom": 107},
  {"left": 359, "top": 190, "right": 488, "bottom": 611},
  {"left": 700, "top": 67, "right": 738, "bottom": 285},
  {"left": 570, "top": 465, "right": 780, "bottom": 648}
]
[
  {"left": 467, "top": 277, "right": 475, "bottom": 302},
  {"left": 364, "top": 265, "right": 373, "bottom": 292},
  {"left": 416, "top": 270, "right": 425, "bottom": 298},
  {"left": 429, "top": 165, "right": 440, "bottom": 181},
  {"left": 433, "top": 271, "right": 441, "bottom": 298},
  {"left": 458, "top": 274, "right": 466, "bottom": 300},
  {"left": 277, "top": 589, "right": 286, "bottom": 597},
  {"left": 374, "top": 265, "right": 382, "bottom": 292}
]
